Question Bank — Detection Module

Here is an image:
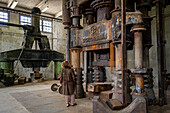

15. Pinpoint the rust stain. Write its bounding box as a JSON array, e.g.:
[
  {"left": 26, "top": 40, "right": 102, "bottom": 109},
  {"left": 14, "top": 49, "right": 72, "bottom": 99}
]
[{"left": 93, "top": 45, "right": 96, "bottom": 49}]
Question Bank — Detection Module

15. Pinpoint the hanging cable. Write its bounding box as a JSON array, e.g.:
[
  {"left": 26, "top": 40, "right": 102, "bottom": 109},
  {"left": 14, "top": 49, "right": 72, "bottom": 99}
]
[{"left": 13, "top": 30, "right": 27, "bottom": 72}]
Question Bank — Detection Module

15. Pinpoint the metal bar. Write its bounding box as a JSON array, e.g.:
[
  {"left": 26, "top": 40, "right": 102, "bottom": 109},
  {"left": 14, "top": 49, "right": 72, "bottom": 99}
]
[
  {"left": 156, "top": 0, "right": 165, "bottom": 106},
  {"left": 121, "top": 0, "right": 127, "bottom": 106},
  {"left": 0, "top": 21, "right": 33, "bottom": 30}
]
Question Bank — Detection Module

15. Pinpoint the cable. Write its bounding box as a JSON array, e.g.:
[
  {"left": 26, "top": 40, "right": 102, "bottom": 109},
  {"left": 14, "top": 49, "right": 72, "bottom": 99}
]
[{"left": 13, "top": 30, "right": 27, "bottom": 72}]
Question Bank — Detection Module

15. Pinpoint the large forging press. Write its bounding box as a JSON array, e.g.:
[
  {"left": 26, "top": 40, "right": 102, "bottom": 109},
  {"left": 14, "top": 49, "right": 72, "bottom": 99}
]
[
  {"left": 0, "top": 7, "right": 64, "bottom": 85},
  {"left": 63, "top": 0, "right": 169, "bottom": 112}
]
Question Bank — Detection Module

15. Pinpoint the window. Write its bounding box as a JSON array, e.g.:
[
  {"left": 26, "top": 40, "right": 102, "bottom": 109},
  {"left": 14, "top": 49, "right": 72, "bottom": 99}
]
[
  {"left": 40, "top": 19, "right": 52, "bottom": 33},
  {"left": 0, "top": 11, "right": 9, "bottom": 23},
  {"left": 20, "top": 15, "right": 32, "bottom": 25}
]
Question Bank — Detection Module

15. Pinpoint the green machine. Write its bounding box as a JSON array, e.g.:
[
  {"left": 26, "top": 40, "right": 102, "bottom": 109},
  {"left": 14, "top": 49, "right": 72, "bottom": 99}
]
[
  {"left": 0, "top": 62, "right": 18, "bottom": 86},
  {"left": 54, "top": 61, "right": 62, "bottom": 80}
]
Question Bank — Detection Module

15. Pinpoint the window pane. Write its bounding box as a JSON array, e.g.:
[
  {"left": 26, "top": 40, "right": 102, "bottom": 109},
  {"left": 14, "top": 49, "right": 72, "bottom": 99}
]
[
  {"left": 41, "top": 19, "right": 52, "bottom": 33},
  {"left": 20, "top": 15, "right": 32, "bottom": 25},
  {"left": 0, "top": 11, "right": 8, "bottom": 23}
]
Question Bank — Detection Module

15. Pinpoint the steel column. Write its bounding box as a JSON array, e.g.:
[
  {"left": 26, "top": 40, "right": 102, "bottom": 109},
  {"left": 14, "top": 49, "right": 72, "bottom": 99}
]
[
  {"left": 131, "top": 25, "right": 147, "bottom": 99},
  {"left": 65, "top": 26, "right": 71, "bottom": 62},
  {"left": 121, "top": 0, "right": 127, "bottom": 106},
  {"left": 156, "top": 0, "right": 166, "bottom": 106}
]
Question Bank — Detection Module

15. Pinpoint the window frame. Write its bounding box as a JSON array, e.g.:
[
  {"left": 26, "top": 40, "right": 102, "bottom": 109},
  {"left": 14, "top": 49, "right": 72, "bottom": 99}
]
[
  {"left": 0, "top": 10, "right": 9, "bottom": 23},
  {"left": 40, "top": 19, "right": 53, "bottom": 33},
  {"left": 19, "top": 14, "right": 32, "bottom": 26}
]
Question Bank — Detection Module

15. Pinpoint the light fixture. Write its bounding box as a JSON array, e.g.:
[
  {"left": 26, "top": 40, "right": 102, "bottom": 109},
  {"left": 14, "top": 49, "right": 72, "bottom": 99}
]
[
  {"left": 7, "top": 0, "right": 18, "bottom": 9},
  {"left": 7, "top": 0, "right": 13, "bottom": 7},
  {"left": 41, "top": 6, "right": 49, "bottom": 12}
]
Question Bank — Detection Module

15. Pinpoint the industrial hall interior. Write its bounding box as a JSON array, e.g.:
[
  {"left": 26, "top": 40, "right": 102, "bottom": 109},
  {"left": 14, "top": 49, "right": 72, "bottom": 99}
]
[{"left": 0, "top": 0, "right": 170, "bottom": 113}]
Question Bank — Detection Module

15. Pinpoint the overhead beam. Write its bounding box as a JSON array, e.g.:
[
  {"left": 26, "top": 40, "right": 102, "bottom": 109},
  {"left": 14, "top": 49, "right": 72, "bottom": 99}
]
[{"left": 55, "top": 11, "right": 62, "bottom": 18}]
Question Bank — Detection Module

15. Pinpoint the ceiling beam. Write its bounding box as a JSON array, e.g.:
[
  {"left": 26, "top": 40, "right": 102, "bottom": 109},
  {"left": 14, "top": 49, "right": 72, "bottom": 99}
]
[
  {"left": 36, "top": 0, "right": 48, "bottom": 8},
  {"left": 55, "top": 11, "right": 62, "bottom": 18}
]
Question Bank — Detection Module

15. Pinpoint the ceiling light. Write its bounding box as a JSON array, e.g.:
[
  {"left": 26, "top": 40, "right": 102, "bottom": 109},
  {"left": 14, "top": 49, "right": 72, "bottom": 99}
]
[
  {"left": 7, "top": 0, "right": 13, "bottom": 7},
  {"left": 8, "top": 0, "right": 18, "bottom": 9},
  {"left": 41, "top": 6, "right": 49, "bottom": 12}
]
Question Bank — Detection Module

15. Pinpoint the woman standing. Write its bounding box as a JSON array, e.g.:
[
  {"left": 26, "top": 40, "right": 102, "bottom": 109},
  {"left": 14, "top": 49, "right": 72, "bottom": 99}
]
[{"left": 60, "top": 61, "right": 77, "bottom": 107}]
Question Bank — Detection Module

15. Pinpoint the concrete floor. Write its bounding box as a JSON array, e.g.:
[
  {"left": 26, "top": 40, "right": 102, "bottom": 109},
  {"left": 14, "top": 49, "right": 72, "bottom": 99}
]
[
  {"left": 0, "top": 80, "right": 92, "bottom": 113},
  {"left": 0, "top": 80, "right": 170, "bottom": 113}
]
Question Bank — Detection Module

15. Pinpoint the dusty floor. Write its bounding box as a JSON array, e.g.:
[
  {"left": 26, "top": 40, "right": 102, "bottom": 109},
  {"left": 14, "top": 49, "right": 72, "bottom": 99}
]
[
  {"left": 0, "top": 80, "right": 92, "bottom": 113},
  {"left": 0, "top": 80, "right": 170, "bottom": 113}
]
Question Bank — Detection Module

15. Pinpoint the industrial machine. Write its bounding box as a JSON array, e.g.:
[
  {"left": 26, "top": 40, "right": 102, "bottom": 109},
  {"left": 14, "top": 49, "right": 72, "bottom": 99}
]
[
  {"left": 62, "top": 0, "right": 169, "bottom": 112},
  {"left": 0, "top": 7, "right": 64, "bottom": 86}
]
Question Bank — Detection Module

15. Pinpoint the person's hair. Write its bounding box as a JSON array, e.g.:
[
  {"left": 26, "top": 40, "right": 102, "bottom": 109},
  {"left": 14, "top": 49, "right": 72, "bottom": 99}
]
[{"left": 61, "top": 61, "right": 71, "bottom": 68}]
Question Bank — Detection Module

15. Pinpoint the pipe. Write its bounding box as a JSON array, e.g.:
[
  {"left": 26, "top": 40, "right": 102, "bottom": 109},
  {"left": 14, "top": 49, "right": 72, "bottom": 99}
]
[
  {"left": 121, "top": 0, "right": 127, "bottom": 106},
  {"left": 66, "top": 26, "right": 70, "bottom": 62},
  {"left": 134, "top": 32, "right": 143, "bottom": 69},
  {"left": 134, "top": 31, "right": 144, "bottom": 92},
  {"left": 62, "top": 0, "right": 71, "bottom": 25},
  {"left": 156, "top": 0, "right": 165, "bottom": 106}
]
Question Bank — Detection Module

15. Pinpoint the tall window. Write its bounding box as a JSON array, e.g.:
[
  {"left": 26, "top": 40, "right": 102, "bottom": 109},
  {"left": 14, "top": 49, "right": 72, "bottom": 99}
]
[
  {"left": 0, "top": 11, "right": 9, "bottom": 23},
  {"left": 40, "top": 19, "right": 52, "bottom": 33},
  {"left": 20, "top": 15, "right": 32, "bottom": 25}
]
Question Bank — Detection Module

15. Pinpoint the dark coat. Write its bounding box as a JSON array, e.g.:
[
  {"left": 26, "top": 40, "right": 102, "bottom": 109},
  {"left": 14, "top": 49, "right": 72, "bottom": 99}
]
[{"left": 60, "top": 67, "right": 76, "bottom": 95}]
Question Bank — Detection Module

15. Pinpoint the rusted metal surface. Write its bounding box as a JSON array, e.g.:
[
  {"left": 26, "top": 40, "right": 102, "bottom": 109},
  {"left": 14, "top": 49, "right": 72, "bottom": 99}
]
[
  {"left": 88, "top": 82, "right": 112, "bottom": 93},
  {"left": 110, "top": 43, "right": 115, "bottom": 73},
  {"left": 100, "top": 90, "right": 113, "bottom": 102},
  {"left": 112, "top": 44, "right": 123, "bottom": 103},
  {"left": 91, "top": 0, "right": 114, "bottom": 22},
  {"left": 75, "top": 68, "right": 85, "bottom": 98},
  {"left": 77, "top": 11, "right": 143, "bottom": 48},
  {"left": 62, "top": 0, "right": 71, "bottom": 25},
  {"left": 70, "top": 48, "right": 85, "bottom": 98},
  {"left": 136, "top": 0, "right": 156, "bottom": 104},
  {"left": 70, "top": 48, "right": 81, "bottom": 68},
  {"left": 131, "top": 25, "right": 147, "bottom": 101},
  {"left": 134, "top": 31, "right": 143, "bottom": 69},
  {"left": 62, "top": 0, "right": 156, "bottom": 112},
  {"left": 121, "top": 0, "right": 127, "bottom": 106},
  {"left": 93, "top": 66, "right": 106, "bottom": 82},
  {"left": 82, "top": 43, "right": 110, "bottom": 51},
  {"left": 84, "top": 8, "right": 95, "bottom": 25},
  {"left": 93, "top": 96, "right": 147, "bottom": 113}
]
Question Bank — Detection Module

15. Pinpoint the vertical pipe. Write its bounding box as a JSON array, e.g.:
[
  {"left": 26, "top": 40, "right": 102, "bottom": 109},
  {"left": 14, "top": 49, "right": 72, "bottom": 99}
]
[
  {"left": 62, "top": 0, "right": 71, "bottom": 25},
  {"left": 121, "top": 0, "right": 127, "bottom": 106},
  {"left": 66, "top": 26, "right": 70, "bottom": 62},
  {"left": 134, "top": 31, "right": 144, "bottom": 91},
  {"left": 156, "top": 0, "right": 165, "bottom": 106},
  {"left": 84, "top": 51, "right": 88, "bottom": 92},
  {"left": 70, "top": 48, "right": 81, "bottom": 68},
  {"left": 134, "top": 32, "right": 143, "bottom": 69}
]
